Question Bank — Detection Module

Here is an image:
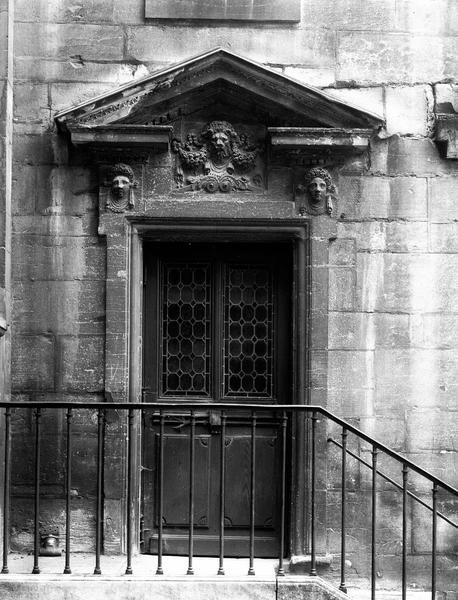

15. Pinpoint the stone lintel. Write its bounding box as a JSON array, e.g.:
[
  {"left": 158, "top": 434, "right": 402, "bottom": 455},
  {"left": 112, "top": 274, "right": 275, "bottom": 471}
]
[
  {"left": 67, "top": 125, "right": 172, "bottom": 150},
  {"left": 268, "top": 127, "right": 372, "bottom": 151},
  {"left": 436, "top": 114, "right": 458, "bottom": 159}
]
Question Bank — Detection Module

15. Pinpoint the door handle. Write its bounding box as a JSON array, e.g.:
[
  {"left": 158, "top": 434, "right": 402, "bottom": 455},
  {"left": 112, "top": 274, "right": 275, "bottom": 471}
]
[{"left": 208, "top": 410, "right": 222, "bottom": 433}]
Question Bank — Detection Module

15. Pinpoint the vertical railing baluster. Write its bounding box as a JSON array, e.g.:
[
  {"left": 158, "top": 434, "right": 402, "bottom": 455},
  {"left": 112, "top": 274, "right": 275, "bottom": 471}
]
[
  {"left": 217, "top": 411, "right": 226, "bottom": 576},
  {"left": 339, "top": 427, "right": 348, "bottom": 593},
  {"left": 402, "top": 464, "right": 408, "bottom": 600},
  {"left": 94, "top": 407, "right": 104, "bottom": 575},
  {"left": 371, "top": 446, "right": 378, "bottom": 600},
  {"left": 64, "top": 408, "right": 73, "bottom": 574},
  {"left": 187, "top": 410, "right": 196, "bottom": 575},
  {"left": 1, "top": 406, "right": 11, "bottom": 574},
  {"left": 156, "top": 410, "right": 165, "bottom": 575},
  {"left": 431, "top": 483, "right": 437, "bottom": 600},
  {"left": 310, "top": 411, "right": 317, "bottom": 576},
  {"left": 32, "top": 407, "right": 42, "bottom": 575},
  {"left": 125, "top": 408, "right": 134, "bottom": 575},
  {"left": 277, "top": 411, "right": 287, "bottom": 577},
  {"left": 248, "top": 411, "right": 256, "bottom": 576}
]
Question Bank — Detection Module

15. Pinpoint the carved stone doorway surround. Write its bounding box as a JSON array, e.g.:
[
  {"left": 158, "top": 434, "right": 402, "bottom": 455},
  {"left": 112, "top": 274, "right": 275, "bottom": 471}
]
[{"left": 54, "top": 48, "right": 383, "bottom": 557}]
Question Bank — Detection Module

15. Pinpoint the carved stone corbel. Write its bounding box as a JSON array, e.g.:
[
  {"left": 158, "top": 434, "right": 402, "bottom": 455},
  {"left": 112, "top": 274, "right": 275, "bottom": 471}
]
[{"left": 436, "top": 114, "right": 458, "bottom": 159}]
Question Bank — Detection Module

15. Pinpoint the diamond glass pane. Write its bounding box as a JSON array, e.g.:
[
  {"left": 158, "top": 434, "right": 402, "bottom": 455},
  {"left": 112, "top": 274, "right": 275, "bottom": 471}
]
[
  {"left": 223, "top": 265, "right": 273, "bottom": 398},
  {"left": 161, "top": 263, "right": 211, "bottom": 397}
]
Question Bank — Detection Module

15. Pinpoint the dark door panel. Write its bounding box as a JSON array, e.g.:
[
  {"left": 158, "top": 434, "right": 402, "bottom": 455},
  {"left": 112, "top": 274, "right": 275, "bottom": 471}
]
[{"left": 142, "top": 242, "right": 292, "bottom": 557}]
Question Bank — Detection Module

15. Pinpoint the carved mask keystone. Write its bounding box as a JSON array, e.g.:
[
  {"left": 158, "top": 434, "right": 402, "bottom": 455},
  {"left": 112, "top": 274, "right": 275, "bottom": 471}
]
[{"left": 173, "top": 121, "right": 263, "bottom": 193}]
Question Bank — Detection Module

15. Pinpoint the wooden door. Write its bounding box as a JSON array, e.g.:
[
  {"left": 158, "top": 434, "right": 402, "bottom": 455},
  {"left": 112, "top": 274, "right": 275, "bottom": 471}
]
[{"left": 141, "top": 242, "right": 292, "bottom": 557}]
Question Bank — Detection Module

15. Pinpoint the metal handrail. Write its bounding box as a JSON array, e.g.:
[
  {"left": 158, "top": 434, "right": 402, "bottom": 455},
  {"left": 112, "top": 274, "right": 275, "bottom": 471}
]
[
  {"left": 327, "top": 437, "right": 458, "bottom": 529},
  {"left": 0, "top": 401, "right": 456, "bottom": 496}
]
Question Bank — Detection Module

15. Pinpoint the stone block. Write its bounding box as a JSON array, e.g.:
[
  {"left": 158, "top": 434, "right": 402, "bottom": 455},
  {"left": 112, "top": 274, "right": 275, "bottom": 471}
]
[
  {"left": 389, "top": 177, "right": 428, "bottom": 220},
  {"left": 444, "top": 36, "right": 458, "bottom": 80},
  {"left": 357, "top": 253, "right": 458, "bottom": 313},
  {"left": 328, "top": 268, "right": 356, "bottom": 311},
  {"left": 15, "top": 58, "right": 145, "bottom": 85},
  {"left": 430, "top": 223, "right": 458, "bottom": 253},
  {"left": 35, "top": 165, "right": 98, "bottom": 215},
  {"left": 328, "top": 350, "right": 374, "bottom": 393},
  {"left": 12, "top": 280, "right": 105, "bottom": 335},
  {"left": 126, "top": 26, "right": 336, "bottom": 66},
  {"left": 13, "top": 215, "right": 85, "bottom": 236},
  {"left": 406, "top": 409, "right": 458, "bottom": 452},
  {"left": 12, "top": 164, "right": 36, "bottom": 215},
  {"left": 384, "top": 85, "right": 433, "bottom": 136},
  {"left": 329, "top": 312, "right": 374, "bottom": 350},
  {"left": 284, "top": 66, "right": 335, "bottom": 88},
  {"left": 430, "top": 177, "right": 458, "bottom": 222},
  {"left": 328, "top": 238, "right": 356, "bottom": 267},
  {"left": 305, "top": 0, "right": 397, "bottom": 31},
  {"left": 338, "top": 176, "right": 390, "bottom": 220},
  {"left": 12, "top": 235, "right": 106, "bottom": 281},
  {"left": 13, "top": 83, "right": 49, "bottom": 122},
  {"left": 387, "top": 136, "right": 457, "bottom": 177},
  {"left": 14, "top": 0, "right": 115, "bottom": 23},
  {"left": 58, "top": 335, "right": 105, "bottom": 392},
  {"left": 12, "top": 133, "right": 56, "bottom": 166},
  {"left": 411, "top": 313, "right": 458, "bottom": 349},
  {"left": 50, "top": 82, "right": 116, "bottom": 112},
  {"left": 396, "top": 0, "right": 448, "bottom": 34},
  {"left": 337, "top": 32, "right": 444, "bottom": 85},
  {"left": 11, "top": 334, "right": 54, "bottom": 391},
  {"left": 324, "top": 87, "right": 384, "bottom": 122},
  {"left": 14, "top": 23, "right": 124, "bottom": 61},
  {"left": 373, "top": 349, "right": 457, "bottom": 414}
]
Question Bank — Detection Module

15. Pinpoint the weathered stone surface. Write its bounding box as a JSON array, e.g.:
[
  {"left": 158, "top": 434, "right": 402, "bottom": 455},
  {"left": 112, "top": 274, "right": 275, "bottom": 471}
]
[
  {"left": 145, "top": 0, "right": 300, "bottom": 21},
  {"left": 338, "top": 221, "right": 428, "bottom": 253},
  {"left": 14, "top": 23, "right": 124, "bottom": 60},
  {"left": 411, "top": 313, "right": 458, "bottom": 349},
  {"left": 58, "top": 335, "right": 105, "bottom": 392},
  {"left": 384, "top": 85, "right": 433, "bottom": 136},
  {"left": 12, "top": 235, "right": 106, "bottom": 281},
  {"left": 126, "top": 26, "right": 336, "bottom": 65},
  {"left": 11, "top": 334, "right": 54, "bottom": 391},
  {"left": 324, "top": 87, "right": 384, "bottom": 121},
  {"left": 396, "top": 0, "right": 449, "bottom": 34},
  {"left": 387, "top": 136, "right": 458, "bottom": 176},
  {"left": 50, "top": 82, "right": 116, "bottom": 112},
  {"left": 356, "top": 253, "right": 458, "bottom": 312},
  {"left": 329, "top": 312, "right": 410, "bottom": 350},
  {"left": 13, "top": 83, "right": 49, "bottom": 122},
  {"left": 430, "top": 177, "right": 458, "bottom": 222},
  {"left": 15, "top": 0, "right": 115, "bottom": 23},
  {"left": 305, "top": 0, "right": 397, "bottom": 31},
  {"left": 284, "top": 67, "right": 335, "bottom": 88},
  {"left": 328, "top": 268, "right": 356, "bottom": 311},
  {"left": 13, "top": 280, "right": 105, "bottom": 335},
  {"left": 337, "top": 32, "right": 444, "bottom": 84}
]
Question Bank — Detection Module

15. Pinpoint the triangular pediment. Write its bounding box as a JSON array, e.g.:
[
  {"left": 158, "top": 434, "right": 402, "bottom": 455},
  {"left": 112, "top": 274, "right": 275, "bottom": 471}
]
[{"left": 55, "top": 48, "right": 383, "bottom": 132}]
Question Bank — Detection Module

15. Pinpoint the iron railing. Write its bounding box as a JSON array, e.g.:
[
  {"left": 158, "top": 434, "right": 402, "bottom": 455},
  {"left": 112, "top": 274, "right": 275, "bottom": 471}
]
[{"left": 0, "top": 401, "right": 457, "bottom": 599}]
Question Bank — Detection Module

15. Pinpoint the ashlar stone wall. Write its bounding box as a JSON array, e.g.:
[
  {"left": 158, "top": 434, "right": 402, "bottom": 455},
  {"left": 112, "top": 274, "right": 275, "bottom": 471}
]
[{"left": 7, "top": 0, "right": 458, "bottom": 585}]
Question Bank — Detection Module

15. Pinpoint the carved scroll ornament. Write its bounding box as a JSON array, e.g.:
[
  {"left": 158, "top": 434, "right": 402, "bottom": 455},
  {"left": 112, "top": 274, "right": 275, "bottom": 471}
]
[{"left": 172, "top": 121, "right": 263, "bottom": 193}]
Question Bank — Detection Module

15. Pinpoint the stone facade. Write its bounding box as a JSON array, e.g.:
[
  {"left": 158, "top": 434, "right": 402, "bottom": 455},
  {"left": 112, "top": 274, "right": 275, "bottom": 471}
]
[{"left": 1, "top": 0, "right": 457, "bottom": 592}]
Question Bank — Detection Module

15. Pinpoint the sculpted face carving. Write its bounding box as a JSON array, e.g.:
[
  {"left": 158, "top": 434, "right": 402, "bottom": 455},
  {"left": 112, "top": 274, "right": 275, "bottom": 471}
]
[
  {"left": 308, "top": 177, "right": 327, "bottom": 204},
  {"left": 106, "top": 163, "right": 135, "bottom": 212},
  {"left": 111, "top": 174, "right": 131, "bottom": 199},
  {"left": 172, "top": 120, "right": 262, "bottom": 193},
  {"left": 303, "top": 167, "right": 336, "bottom": 216},
  {"left": 209, "top": 130, "right": 232, "bottom": 161}
]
